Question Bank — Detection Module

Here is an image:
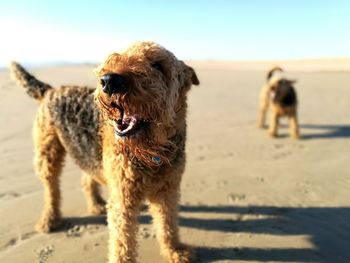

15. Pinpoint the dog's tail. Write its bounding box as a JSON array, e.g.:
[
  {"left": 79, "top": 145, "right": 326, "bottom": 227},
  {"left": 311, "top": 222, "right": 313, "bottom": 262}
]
[
  {"left": 10, "top": 61, "right": 53, "bottom": 100},
  {"left": 267, "top": 66, "right": 283, "bottom": 81}
]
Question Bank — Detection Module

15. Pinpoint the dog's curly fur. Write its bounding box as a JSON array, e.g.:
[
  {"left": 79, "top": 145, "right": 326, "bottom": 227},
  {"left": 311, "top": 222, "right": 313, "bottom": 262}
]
[
  {"left": 10, "top": 41, "right": 199, "bottom": 263},
  {"left": 257, "top": 66, "right": 300, "bottom": 139}
]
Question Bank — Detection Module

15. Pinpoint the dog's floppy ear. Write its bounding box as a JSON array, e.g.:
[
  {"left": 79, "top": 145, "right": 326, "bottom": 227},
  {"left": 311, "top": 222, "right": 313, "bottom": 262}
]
[
  {"left": 185, "top": 65, "right": 200, "bottom": 86},
  {"left": 189, "top": 66, "right": 200, "bottom": 85}
]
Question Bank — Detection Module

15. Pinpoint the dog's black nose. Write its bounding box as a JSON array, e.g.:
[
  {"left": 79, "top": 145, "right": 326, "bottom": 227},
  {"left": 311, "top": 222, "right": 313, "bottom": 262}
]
[{"left": 100, "top": 73, "right": 128, "bottom": 96}]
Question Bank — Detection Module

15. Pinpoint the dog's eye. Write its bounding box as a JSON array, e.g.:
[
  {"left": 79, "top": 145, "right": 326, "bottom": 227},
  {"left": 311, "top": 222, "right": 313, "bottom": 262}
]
[{"left": 151, "top": 62, "right": 164, "bottom": 73}]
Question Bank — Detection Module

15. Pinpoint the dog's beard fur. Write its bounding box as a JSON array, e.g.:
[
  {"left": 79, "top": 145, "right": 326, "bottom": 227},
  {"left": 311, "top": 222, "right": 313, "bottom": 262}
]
[
  {"left": 118, "top": 136, "right": 176, "bottom": 168},
  {"left": 95, "top": 89, "right": 178, "bottom": 168}
]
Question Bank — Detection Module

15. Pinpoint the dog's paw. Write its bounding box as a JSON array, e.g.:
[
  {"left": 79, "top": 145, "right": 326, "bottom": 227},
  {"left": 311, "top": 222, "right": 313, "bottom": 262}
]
[
  {"left": 35, "top": 215, "right": 62, "bottom": 233},
  {"left": 291, "top": 133, "right": 300, "bottom": 140},
  {"left": 89, "top": 203, "right": 107, "bottom": 215},
  {"left": 166, "top": 244, "right": 194, "bottom": 263},
  {"left": 268, "top": 131, "right": 278, "bottom": 138},
  {"left": 257, "top": 123, "right": 266, "bottom": 129}
]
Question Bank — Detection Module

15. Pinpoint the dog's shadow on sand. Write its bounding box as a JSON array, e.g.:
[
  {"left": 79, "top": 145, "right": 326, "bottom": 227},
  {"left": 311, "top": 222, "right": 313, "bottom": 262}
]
[
  {"left": 300, "top": 124, "right": 350, "bottom": 140},
  {"left": 60, "top": 215, "right": 107, "bottom": 228},
  {"left": 275, "top": 123, "right": 350, "bottom": 140},
  {"left": 178, "top": 205, "right": 350, "bottom": 262},
  {"left": 62, "top": 205, "right": 350, "bottom": 262}
]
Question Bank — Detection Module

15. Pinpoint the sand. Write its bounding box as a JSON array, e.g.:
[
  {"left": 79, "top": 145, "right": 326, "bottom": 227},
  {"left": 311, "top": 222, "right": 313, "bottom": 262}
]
[{"left": 0, "top": 60, "right": 350, "bottom": 262}]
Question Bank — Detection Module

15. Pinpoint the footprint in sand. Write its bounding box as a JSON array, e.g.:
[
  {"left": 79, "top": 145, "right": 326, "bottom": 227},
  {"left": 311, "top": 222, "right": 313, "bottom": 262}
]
[
  {"left": 86, "top": 225, "right": 103, "bottom": 235},
  {"left": 3, "top": 238, "right": 17, "bottom": 249},
  {"left": 297, "top": 181, "right": 310, "bottom": 194},
  {"left": 274, "top": 143, "right": 284, "bottom": 149},
  {"left": 34, "top": 245, "right": 54, "bottom": 263},
  {"left": 197, "top": 156, "right": 205, "bottom": 161},
  {"left": 227, "top": 193, "right": 246, "bottom": 203},
  {"left": 217, "top": 180, "right": 228, "bottom": 188},
  {"left": 0, "top": 191, "right": 21, "bottom": 200},
  {"left": 21, "top": 231, "right": 36, "bottom": 240},
  {"left": 1, "top": 231, "right": 36, "bottom": 251},
  {"left": 269, "top": 142, "right": 306, "bottom": 160},
  {"left": 66, "top": 224, "right": 86, "bottom": 237},
  {"left": 226, "top": 152, "right": 234, "bottom": 157},
  {"left": 140, "top": 227, "right": 156, "bottom": 239},
  {"left": 84, "top": 242, "right": 100, "bottom": 251},
  {"left": 256, "top": 176, "right": 266, "bottom": 182}
]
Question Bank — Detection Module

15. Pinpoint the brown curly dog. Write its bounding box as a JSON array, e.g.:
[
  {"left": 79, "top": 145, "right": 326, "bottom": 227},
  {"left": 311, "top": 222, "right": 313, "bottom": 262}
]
[{"left": 10, "top": 41, "right": 199, "bottom": 263}]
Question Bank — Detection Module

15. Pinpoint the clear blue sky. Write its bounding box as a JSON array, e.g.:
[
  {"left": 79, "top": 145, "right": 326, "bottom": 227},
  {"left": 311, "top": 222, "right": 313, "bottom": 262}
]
[{"left": 0, "top": 0, "right": 349, "bottom": 66}]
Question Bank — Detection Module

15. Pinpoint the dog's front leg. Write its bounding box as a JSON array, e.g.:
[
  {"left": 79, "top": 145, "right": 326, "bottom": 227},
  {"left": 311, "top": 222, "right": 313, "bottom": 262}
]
[
  {"left": 107, "top": 179, "right": 142, "bottom": 263},
  {"left": 289, "top": 114, "right": 300, "bottom": 139},
  {"left": 268, "top": 108, "right": 279, "bottom": 138},
  {"left": 149, "top": 189, "right": 193, "bottom": 263},
  {"left": 81, "top": 173, "right": 106, "bottom": 215},
  {"left": 257, "top": 85, "right": 270, "bottom": 128}
]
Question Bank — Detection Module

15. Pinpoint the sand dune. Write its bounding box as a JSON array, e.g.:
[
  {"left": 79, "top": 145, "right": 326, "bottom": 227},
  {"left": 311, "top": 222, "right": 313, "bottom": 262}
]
[{"left": 0, "top": 60, "right": 350, "bottom": 262}]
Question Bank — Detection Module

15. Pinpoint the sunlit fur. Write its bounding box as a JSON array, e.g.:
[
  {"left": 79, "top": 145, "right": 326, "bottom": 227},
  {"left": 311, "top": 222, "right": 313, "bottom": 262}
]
[{"left": 10, "top": 41, "right": 199, "bottom": 263}]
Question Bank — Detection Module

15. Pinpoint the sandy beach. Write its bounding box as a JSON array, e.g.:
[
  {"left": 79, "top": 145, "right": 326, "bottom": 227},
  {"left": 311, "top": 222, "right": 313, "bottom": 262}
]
[{"left": 0, "top": 60, "right": 350, "bottom": 262}]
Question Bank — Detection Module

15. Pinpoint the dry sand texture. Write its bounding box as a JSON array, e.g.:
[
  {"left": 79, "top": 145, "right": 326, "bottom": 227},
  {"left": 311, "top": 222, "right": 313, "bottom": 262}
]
[{"left": 0, "top": 60, "right": 350, "bottom": 262}]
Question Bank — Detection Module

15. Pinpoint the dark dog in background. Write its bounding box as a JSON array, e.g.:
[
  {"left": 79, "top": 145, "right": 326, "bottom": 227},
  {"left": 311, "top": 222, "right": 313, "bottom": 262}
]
[{"left": 258, "top": 66, "right": 300, "bottom": 139}]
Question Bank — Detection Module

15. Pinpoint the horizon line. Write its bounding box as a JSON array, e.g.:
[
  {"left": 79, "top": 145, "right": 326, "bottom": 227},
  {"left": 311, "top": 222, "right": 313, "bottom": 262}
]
[{"left": 2, "top": 56, "right": 350, "bottom": 69}]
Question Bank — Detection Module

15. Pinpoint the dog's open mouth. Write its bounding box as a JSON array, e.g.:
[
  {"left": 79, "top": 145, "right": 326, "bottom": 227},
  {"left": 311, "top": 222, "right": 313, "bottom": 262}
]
[
  {"left": 114, "top": 114, "right": 141, "bottom": 137},
  {"left": 97, "top": 95, "right": 145, "bottom": 137},
  {"left": 112, "top": 104, "right": 143, "bottom": 137}
]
